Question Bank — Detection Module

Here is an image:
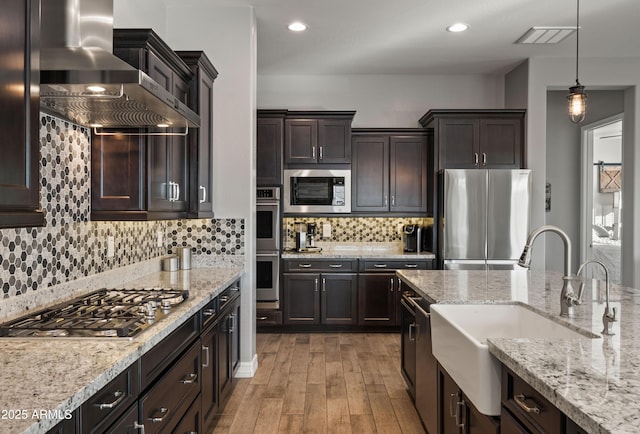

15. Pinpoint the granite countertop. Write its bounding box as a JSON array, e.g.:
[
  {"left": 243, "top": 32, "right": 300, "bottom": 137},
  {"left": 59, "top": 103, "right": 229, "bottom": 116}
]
[
  {"left": 397, "top": 269, "right": 640, "bottom": 434},
  {"left": 281, "top": 241, "right": 435, "bottom": 259},
  {"left": 0, "top": 256, "right": 244, "bottom": 434}
]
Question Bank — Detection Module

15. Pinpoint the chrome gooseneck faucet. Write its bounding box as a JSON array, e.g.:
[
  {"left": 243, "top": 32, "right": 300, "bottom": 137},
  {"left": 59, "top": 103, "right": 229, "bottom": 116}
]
[
  {"left": 518, "top": 225, "right": 584, "bottom": 316},
  {"left": 577, "top": 260, "right": 617, "bottom": 335}
]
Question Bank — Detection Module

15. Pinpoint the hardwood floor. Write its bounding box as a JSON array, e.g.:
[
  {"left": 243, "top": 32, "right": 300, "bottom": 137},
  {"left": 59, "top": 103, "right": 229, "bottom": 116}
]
[{"left": 209, "top": 333, "right": 426, "bottom": 434}]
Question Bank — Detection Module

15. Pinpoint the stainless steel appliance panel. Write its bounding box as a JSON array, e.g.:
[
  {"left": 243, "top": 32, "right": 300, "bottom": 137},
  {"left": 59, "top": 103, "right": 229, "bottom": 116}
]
[
  {"left": 256, "top": 252, "right": 280, "bottom": 307},
  {"left": 283, "top": 169, "right": 351, "bottom": 214},
  {"left": 443, "top": 260, "right": 489, "bottom": 270},
  {"left": 487, "top": 170, "right": 531, "bottom": 261},
  {"left": 442, "top": 170, "right": 487, "bottom": 260}
]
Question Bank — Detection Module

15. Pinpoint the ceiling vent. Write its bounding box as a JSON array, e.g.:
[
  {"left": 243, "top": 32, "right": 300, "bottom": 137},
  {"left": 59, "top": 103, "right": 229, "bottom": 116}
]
[{"left": 515, "top": 27, "right": 577, "bottom": 44}]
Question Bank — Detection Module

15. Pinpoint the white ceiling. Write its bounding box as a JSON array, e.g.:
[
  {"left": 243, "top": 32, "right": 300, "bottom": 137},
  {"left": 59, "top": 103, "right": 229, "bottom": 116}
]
[{"left": 206, "top": 0, "right": 640, "bottom": 76}]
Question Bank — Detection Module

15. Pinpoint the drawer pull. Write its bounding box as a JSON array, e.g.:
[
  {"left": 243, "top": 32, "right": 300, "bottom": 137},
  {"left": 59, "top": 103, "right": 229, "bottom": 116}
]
[
  {"left": 133, "top": 421, "right": 145, "bottom": 434},
  {"left": 94, "top": 390, "right": 125, "bottom": 410},
  {"left": 329, "top": 264, "right": 343, "bottom": 268},
  {"left": 149, "top": 407, "right": 170, "bottom": 423},
  {"left": 404, "top": 264, "right": 418, "bottom": 268},
  {"left": 203, "top": 308, "right": 216, "bottom": 317},
  {"left": 219, "top": 295, "right": 229, "bottom": 303},
  {"left": 322, "top": 278, "right": 326, "bottom": 292},
  {"left": 257, "top": 316, "right": 269, "bottom": 320},
  {"left": 180, "top": 373, "right": 198, "bottom": 384},
  {"left": 514, "top": 394, "right": 541, "bottom": 415},
  {"left": 373, "top": 264, "right": 387, "bottom": 268},
  {"left": 299, "top": 263, "right": 313, "bottom": 268},
  {"left": 202, "top": 345, "right": 210, "bottom": 368},
  {"left": 389, "top": 277, "right": 394, "bottom": 292}
]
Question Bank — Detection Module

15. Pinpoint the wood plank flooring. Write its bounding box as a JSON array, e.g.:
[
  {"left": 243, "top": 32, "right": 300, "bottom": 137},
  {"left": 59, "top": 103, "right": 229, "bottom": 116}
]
[{"left": 209, "top": 333, "right": 426, "bottom": 434}]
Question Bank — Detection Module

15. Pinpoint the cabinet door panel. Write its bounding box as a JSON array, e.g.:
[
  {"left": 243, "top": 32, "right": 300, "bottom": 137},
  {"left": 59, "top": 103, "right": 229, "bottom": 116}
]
[
  {"left": 194, "top": 71, "right": 214, "bottom": 214},
  {"left": 440, "top": 367, "right": 462, "bottom": 434},
  {"left": 479, "top": 118, "right": 522, "bottom": 168},
  {"left": 201, "top": 325, "right": 218, "bottom": 427},
  {"left": 390, "top": 135, "right": 427, "bottom": 213},
  {"left": 285, "top": 119, "right": 318, "bottom": 164},
  {"left": 257, "top": 117, "right": 283, "bottom": 185},
  {"left": 321, "top": 273, "right": 357, "bottom": 325},
  {"left": 318, "top": 119, "right": 351, "bottom": 163},
  {"left": 358, "top": 273, "right": 396, "bottom": 325},
  {"left": 439, "top": 118, "right": 479, "bottom": 169},
  {"left": 352, "top": 136, "right": 389, "bottom": 212},
  {"left": 91, "top": 134, "right": 144, "bottom": 211},
  {"left": 0, "top": 0, "right": 43, "bottom": 226},
  {"left": 284, "top": 273, "right": 320, "bottom": 324}
]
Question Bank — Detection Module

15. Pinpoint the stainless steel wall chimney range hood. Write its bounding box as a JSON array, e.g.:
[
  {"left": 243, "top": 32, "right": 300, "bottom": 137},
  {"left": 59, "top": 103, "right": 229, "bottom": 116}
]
[{"left": 39, "top": 0, "right": 199, "bottom": 129}]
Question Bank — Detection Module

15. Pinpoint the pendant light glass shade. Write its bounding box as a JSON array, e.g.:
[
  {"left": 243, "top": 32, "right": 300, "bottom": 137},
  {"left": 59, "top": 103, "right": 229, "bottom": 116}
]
[
  {"left": 568, "top": 0, "right": 586, "bottom": 123},
  {"left": 568, "top": 83, "right": 587, "bottom": 123}
]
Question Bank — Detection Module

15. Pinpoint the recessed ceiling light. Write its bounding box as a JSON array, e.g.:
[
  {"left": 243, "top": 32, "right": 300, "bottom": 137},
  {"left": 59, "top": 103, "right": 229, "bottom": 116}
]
[
  {"left": 288, "top": 21, "right": 307, "bottom": 32},
  {"left": 89, "top": 123, "right": 103, "bottom": 128},
  {"left": 446, "top": 23, "right": 469, "bottom": 33},
  {"left": 157, "top": 123, "right": 170, "bottom": 128}
]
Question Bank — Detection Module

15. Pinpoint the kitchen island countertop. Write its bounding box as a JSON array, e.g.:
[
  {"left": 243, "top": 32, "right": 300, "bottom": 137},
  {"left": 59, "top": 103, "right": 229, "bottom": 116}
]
[
  {"left": 0, "top": 257, "right": 244, "bottom": 434},
  {"left": 398, "top": 269, "right": 640, "bottom": 434}
]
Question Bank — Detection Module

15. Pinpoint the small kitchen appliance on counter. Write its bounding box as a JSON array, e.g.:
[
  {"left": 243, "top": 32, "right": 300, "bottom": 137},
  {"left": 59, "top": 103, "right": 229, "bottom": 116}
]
[
  {"left": 307, "top": 223, "right": 317, "bottom": 247},
  {"left": 294, "top": 221, "right": 307, "bottom": 251},
  {"left": 403, "top": 224, "right": 424, "bottom": 252}
]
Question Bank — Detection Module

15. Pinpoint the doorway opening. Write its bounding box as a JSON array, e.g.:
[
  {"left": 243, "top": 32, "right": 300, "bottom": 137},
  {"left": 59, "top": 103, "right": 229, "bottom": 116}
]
[{"left": 580, "top": 114, "right": 623, "bottom": 283}]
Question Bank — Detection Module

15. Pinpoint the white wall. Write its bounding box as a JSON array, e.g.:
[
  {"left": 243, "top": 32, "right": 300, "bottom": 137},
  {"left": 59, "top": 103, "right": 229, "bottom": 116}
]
[
  {"left": 114, "top": 0, "right": 258, "bottom": 375},
  {"left": 258, "top": 74, "right": 505, "bottom": 127},
  {"left": 544, "top": 90, "right": 624, "bottom": 273},
  {"left": 517, "top": 57, "right": 639, "bottom": 287}
]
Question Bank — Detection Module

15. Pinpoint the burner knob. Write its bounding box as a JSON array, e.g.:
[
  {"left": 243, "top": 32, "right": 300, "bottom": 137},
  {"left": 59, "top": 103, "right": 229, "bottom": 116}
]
[
  {"left": 145, "top": 302, "right": 157, "bottom": 322},
  {"left": 161, "top": 299, "right": 171, "bottom": 314}
]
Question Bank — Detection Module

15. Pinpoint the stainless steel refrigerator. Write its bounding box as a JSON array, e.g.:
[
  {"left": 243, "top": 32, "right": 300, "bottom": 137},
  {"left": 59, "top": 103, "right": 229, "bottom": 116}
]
[{"left": 439, "top": 169, "right": 532, "bottom": 270}]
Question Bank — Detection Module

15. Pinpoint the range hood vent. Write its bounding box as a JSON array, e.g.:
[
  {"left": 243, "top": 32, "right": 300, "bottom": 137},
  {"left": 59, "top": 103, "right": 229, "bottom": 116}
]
[{"left": 39, "top": 0, "right": 199, "bottom": 129}]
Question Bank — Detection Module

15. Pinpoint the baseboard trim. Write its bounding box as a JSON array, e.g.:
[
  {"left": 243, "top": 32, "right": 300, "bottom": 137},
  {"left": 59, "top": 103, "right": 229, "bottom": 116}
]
[{"left": 235, "top": 353, "right": 258, "bottom": 378}]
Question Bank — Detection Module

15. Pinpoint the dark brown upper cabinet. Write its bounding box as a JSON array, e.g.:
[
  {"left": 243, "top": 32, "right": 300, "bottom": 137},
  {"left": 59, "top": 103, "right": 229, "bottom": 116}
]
[
  {"left": 420, "top": 109, "right": 525, "bottom": 169},
  {"left": 0, "top": 0, "right": 44, "bottom": 228},
  {"left": 284, "top": 111, "right": 355, "bottom": 167},
  {"left": 351, "top": 129, "right": 431, "bottom": 215},
  {"left": 177, "top": 51, "right": 219, "bottom": 218},
  {"left": 257, "top": 110, "right": 286, "bottom": 186},
  {"left": 91, "top": 29, "right": 194, "bottom": 220}
]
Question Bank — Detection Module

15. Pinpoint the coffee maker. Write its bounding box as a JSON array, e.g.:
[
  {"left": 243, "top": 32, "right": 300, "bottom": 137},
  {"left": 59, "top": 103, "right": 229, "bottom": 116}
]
[
  {"left": 294, "top": 222, "right": 307, "bottom": 251},
  {"left": 402, "top": 224, "right": 423, "bottom": 252},
  {"left": 307, "top": 223, "right": 317, "bottom": 247}
]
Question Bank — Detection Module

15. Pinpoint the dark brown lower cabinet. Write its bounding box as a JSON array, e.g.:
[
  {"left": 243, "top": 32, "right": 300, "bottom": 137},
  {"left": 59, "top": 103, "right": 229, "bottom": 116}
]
[
  {"left": 283, "top": 272, "right": 358, "bottom": 325},
  {"left": 45, "top": 411, "right": 77, "bottom": 434},
  {"left": 501, "top": 365, "right": 586, "bottom": 434},
  {"left": 218, "top": 296, "right": 241, "bottom": 405},
  {"left": 173, "top": 394, "right": 201, "bottom": 434},
  {"left": 358, "top": 273, "right": 397, "bottom": 325},
  {"left": 439, "top": 365, "right": 499, "bottom": 434}
]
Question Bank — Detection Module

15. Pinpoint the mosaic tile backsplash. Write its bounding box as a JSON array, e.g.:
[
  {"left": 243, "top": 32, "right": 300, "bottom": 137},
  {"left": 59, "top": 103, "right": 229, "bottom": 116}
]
[
  {"left": 282, "top": 217, "right": 433, "bottom": 244},
  {"left": 0, "top": 114, "right": 244, "bottom": 299}
]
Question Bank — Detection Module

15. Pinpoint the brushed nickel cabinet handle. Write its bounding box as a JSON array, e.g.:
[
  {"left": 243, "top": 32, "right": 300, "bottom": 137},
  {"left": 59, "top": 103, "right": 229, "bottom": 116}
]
[
  {"left": 180, "top": 373, "right": 198, "bottom": 384},
  {"left": 298, "top": 263, "right": 313, "bottom": 268},
  {"left": 322, "top": 278, "right": 326, "bottom": 292},
  {"left": 474, "top": 153, "right": 479, "bottom": 166},
  {"left": 514, "top": 394, "right": 541, "bottom": 414},
  {"left": 404, "top": 264, "right": 418, "bottom": 268},
  {"left": 482, "top": 152, "right": 487, "bottom": 166},
  {"left": 389, "top": 277, "right": 394, "bottom": 292},
  {"left": 149, "top": 407, "right": 169, "bottom": 423},
  {"left": 373, "top": 264, "right": 387, "bottom": 268},
  {"left": 314, "top": 278, "right": 319, "bottom": 292},
  {"left": 312, "top": 146, "right": 316, "bottom": 159},
  {"left": 319, "top": 146, "right": 323, "bottom": 160},
  {"left": 329, "top": 264, "right": 343, "bottom": 268},
  {"left": 202, "top": 345, "right": 210, "bottom": 368},
  {"left": 133, "top": 421, "right": 145, "bottom": 434},
  {"left": 257, "top": 316, "right": 269, "bottom": 320},
  {"left": 94, "top": 390, "right": 124, "bottom": 410}
]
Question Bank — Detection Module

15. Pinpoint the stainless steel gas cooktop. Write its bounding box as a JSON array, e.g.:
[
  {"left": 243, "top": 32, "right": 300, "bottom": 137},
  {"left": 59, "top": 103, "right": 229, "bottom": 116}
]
[{"left": 0, "top": 288, "right": 189, "bottom": 338}]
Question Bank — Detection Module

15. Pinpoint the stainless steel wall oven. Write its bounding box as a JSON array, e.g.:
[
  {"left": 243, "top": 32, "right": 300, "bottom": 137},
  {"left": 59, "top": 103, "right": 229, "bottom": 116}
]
[{"left": 256, "top": 187, "right": 281, "bottom": 309}]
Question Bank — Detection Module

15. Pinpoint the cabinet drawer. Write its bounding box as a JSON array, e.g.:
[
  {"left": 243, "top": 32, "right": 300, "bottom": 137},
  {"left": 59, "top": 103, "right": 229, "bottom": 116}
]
[
  {"left": 256, "top": 309, "right": 283, "bottom": 325},
  {"left": 502, "top": 366, "right": 563, "bottom": 433},
  {"left": 359, "top": 259, "right": 429, "bottom": 272},
  {"left": 141, "top": 314, "right": 199, "bottom": 389},
  {"left": 140, "top": 341, "right": 201, "bottom": 434},
  {"left": 284, "top": 259, "right": 357, "bottom": 272},
  {"left": 81, "top": 361, "right": 139, "bottom": 434}
]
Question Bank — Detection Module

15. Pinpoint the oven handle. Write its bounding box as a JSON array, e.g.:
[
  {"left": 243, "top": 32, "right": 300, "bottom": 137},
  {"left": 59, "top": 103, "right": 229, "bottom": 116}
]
[
  {"left": 256, "top": 252, "right": 280, "bottom": 257},
  {"left": 256, "top": 201, "right": 280, "bottom": 207}
]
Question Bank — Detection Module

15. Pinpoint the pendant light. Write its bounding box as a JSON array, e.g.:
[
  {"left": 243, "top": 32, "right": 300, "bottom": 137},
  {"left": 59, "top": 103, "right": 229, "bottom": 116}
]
[{"left": 567, "top": 0, "right": 587, "bottom": 123}]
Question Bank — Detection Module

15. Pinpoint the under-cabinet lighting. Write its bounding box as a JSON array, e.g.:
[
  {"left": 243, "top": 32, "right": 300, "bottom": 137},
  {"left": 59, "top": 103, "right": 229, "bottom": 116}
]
[{"left": 86, "top": 85, "right": 106, "bottom": 93}]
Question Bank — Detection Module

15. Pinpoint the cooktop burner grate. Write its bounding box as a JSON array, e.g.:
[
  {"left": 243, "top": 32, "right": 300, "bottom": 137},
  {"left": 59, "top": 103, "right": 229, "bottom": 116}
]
[{"left": 0, "top": 288, "right": 189, "bottom": 338}]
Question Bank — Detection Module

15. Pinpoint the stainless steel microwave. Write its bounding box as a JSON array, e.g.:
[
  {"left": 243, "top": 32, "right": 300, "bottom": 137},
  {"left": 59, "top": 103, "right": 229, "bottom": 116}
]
[{"left": 283, "top": 169, "right": 351, "bottom": 213}]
